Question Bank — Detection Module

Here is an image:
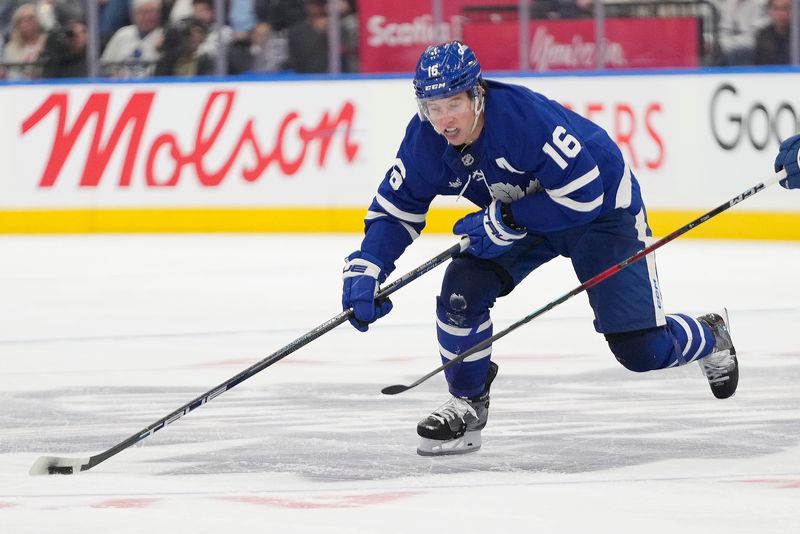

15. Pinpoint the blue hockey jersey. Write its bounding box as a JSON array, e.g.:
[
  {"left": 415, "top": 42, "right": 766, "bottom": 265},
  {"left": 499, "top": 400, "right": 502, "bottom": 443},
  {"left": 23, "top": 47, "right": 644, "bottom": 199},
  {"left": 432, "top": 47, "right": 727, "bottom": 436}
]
[{"left": 360, "top": 79, "right": 643, "bottom": 279}]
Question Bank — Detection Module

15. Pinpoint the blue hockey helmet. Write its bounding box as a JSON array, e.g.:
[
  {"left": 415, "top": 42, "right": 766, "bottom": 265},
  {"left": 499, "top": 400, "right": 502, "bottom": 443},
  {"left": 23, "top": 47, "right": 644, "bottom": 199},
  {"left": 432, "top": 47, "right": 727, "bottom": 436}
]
[
  {"left": 413, "top": 41, "right": 482, "bottom": 101},
  {"left": 413, "top": 41, "right": 485, "bottom": 124}
]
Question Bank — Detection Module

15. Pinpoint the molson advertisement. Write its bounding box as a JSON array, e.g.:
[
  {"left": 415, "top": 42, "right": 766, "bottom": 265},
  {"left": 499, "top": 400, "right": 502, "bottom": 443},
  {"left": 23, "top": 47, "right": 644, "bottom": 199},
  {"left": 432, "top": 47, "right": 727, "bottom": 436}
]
[
  {"left": 0, "top": 71, "right": 798, "bottom": 239},
  {"left": 0, "top": 78, "right": 411, "bottom": 232}
]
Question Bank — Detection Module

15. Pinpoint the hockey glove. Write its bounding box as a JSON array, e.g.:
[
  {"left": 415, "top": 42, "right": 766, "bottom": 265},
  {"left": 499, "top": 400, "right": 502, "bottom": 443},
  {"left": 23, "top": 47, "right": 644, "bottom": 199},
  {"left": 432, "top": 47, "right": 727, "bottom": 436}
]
[
  {"left": 775, "top": 133, "right": 800, "bottom": 189},
  {"left": 342, "top": 251, "right": 393, "bottom": 332},
  {"left": 453, "top": 199, "right": 527, "bottom": 259}
]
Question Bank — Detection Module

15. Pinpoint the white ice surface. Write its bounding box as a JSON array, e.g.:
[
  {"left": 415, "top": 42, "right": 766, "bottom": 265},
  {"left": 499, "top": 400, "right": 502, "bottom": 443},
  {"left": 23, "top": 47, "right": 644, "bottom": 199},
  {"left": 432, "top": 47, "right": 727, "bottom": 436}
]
[{"left": 1, "top": 234, "right": 799, "bottom": 533}]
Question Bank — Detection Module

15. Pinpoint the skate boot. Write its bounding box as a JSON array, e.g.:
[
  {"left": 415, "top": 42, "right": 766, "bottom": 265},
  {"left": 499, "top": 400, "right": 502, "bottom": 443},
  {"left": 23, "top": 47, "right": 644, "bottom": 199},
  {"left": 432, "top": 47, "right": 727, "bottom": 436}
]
[
  {"left": 697, "top": 310, "right": 738, "bottom": 399},
  {"left": 416, "top": 361, "right": 498, "bottom": 456}
]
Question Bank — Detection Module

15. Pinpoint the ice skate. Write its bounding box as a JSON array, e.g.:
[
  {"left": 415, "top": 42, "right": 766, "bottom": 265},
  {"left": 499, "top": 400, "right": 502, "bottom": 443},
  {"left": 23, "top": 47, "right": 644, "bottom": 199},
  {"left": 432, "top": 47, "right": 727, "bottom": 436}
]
[
  {"left": 697, "top": 310, "right": 738, "bottom": 399},
  {"left": 417, "top": 362, "right": 498, "bottom": 456}
]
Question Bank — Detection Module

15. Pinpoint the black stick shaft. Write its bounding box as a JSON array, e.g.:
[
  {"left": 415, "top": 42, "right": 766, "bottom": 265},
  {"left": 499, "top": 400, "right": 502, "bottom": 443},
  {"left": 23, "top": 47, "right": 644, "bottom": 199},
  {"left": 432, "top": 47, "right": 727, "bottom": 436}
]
[
  {"left": 71, "top": 238, "right": 468, "bottom": 472},
  {"left": 381, "top": 170, "right": 786, "bottom": 395}
]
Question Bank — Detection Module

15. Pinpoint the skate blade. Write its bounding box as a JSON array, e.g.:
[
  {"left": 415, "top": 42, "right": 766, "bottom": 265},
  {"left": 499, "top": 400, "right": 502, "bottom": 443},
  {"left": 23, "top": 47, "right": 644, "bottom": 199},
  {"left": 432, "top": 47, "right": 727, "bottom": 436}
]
[{"left": 417, "top": 431, "right": 482, "bottom": 456}]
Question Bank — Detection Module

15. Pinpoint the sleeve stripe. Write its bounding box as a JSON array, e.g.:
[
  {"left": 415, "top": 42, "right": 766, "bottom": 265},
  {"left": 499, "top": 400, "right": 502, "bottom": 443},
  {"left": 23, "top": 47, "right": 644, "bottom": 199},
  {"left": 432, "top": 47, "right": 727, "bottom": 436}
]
[
  {"left": 365, "top": 210, "right": 386, "bottom": 220},
  {"left": 548, "top": 192, "right": 604, "bottom": 212},
  {"left": 614, "top": 163, "right": 633, "bottom": 209},
  {"left": 374, "top": 193, "right": 428, "bottom": 223},
  {"left": 546, "top": 166, "right": 600, "bottom": 197},
  {"left": 398, "top": 220, "right": 420, "bottom": 241},
  {"left": 365, "top": 210, "right": 420, "bottom": 240}
]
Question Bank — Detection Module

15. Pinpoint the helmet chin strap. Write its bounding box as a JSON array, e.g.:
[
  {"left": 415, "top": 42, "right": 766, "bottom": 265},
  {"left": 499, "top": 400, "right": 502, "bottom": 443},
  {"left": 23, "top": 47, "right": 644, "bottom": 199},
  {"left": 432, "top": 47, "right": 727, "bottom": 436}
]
[{"left": 467, "top": 90, "right": 485, "bottom": 140}]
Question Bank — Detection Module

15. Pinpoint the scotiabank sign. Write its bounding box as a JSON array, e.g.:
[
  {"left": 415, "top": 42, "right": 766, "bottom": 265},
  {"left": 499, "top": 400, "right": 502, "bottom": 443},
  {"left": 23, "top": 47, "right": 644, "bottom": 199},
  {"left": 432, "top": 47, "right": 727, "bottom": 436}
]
[{"left": 360, "top": 0, "right": 698, "bottom": 72}]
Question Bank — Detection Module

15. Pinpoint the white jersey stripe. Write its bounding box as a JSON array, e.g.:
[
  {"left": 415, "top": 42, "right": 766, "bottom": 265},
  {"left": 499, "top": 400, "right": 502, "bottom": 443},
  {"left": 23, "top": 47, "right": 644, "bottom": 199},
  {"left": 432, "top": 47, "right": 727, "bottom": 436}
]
[
  {"left": 549, "top": 192, "right": 604, "bottom": 212},
  {"left": 546, "top": 166, "right": 600, "bottom": 197},
  {"left": 686, "top": 317, "right": 708, "bottom": 362},
  {"left": 635, "top": 208, "right": 666, "bottom": 325},
  {"left": 367, "top": 210, "right": 419, "bottom": 240},
  {"left": 439, "top": 344, "right": 492, "bottom": 362},
  {"left": 374, "top": 193, "right": 427, "bottom": 223},
  {"left": 398, "top": 220, "right": 420, "bottom": 241},
  {"left": 436, "top": 318, "right": 493, "bottom": 336},
  {"left": 614, "top": 163, "right": 632, "bottom": 209},
  {"left": 668, "top": 314, "right": 694, "bottom": 357}
]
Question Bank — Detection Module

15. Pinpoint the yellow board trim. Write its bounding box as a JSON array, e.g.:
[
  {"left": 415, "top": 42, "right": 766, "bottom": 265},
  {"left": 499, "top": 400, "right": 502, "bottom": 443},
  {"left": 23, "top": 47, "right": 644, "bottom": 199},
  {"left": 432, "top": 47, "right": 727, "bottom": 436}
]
[{"left": 1, "top": 207, "right": 799, "bottom": 240}]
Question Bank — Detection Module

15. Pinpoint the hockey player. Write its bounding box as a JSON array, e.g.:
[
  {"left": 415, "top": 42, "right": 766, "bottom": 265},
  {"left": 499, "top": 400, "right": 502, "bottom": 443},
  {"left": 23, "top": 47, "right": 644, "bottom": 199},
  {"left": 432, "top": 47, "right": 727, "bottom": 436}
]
[{"left": 342, "top": 40, "right": 799, "bottom": 456}]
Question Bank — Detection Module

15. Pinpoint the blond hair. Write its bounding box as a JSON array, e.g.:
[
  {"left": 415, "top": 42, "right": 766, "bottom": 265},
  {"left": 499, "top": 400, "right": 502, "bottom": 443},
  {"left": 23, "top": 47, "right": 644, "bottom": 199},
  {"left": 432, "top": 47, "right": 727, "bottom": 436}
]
[{"left": 9, "top": 3, "right": 42, "bottom": 46}]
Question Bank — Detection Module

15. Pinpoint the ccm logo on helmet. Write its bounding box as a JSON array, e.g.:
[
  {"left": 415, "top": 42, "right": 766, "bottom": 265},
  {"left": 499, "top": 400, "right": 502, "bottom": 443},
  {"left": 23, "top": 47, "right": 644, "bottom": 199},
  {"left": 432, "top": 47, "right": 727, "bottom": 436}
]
[{"left": 425, "top": 83, "right": 446, "bottom": 91}]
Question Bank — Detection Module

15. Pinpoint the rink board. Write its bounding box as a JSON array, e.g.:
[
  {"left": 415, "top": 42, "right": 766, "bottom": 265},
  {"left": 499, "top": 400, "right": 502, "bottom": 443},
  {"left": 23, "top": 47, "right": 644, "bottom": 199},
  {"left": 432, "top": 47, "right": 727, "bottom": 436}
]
[{"left": 0, "top": 69, "right": 798, "bottom": 238}]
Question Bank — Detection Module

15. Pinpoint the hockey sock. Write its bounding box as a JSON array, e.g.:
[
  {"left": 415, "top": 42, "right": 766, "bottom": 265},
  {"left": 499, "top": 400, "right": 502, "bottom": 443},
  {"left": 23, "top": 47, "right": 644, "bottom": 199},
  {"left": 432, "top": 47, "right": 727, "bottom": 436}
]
[
  {"left": 606, "top": 314, "right": 715, "bottom": 372},
  {"left": 436, "top": 304, "right": 493, "bottom": 398},
  {"left": 665, "top": 313, "right": 715, "bottom": 366}
]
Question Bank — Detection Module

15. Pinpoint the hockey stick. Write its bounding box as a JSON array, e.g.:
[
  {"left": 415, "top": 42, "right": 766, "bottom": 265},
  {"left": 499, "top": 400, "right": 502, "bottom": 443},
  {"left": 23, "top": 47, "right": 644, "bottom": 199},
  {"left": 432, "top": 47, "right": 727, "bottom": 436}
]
[
  {"left": 30, "top": 237, "right": 469, "bottom": 475},
  {"left": 382, "top": 169, "right": 788, "bottom": 396}
]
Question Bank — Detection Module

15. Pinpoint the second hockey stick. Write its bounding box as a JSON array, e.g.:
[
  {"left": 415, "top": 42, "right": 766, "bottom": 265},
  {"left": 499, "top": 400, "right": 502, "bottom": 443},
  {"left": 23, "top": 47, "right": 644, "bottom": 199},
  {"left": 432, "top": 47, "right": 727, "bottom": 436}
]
[
  {"left": 382, "top": 169, "right": 787, "bottom": 396},
  {"left": 30, "top": 237, "right": 469, "bottom": 475}
]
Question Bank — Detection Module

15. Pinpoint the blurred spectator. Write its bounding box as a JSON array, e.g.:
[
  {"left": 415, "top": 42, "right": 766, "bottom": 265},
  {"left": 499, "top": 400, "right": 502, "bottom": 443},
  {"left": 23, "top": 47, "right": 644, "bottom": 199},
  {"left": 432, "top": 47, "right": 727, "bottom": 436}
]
[
  {"left": 249, "top": 0, "right": 305, "bottom": 73},
  {"left": 229, "top": 0, "right": 257, "bottom": 34},
  {"left": 1, "top": 1, "right": 28, "bottom": 37},
  {"left": 227, "top": 33, "right": 254, "bottom": 73},
  {"left": 286, "top": 0, "right": 328, "bottom": 73},
  {"left": 284, "top": 0, "right": 359, "bottom": 74},
  {"left": 2, "top": 0, "right": 82, "bottom": 36},
  {"left": 2, "top": 3, "right": 47, "bottom": 80},
  {"left": 754, "top": 0, "right": 794, "bottom": 64},
  {"left": 155, "top": 17, "right": 213, "bottom": 75},
  {"left": 339, "top": 0, "right": 358, "bottom": 72},
  {"left": 99, "top": 0, "right": 133, "bottom": 48},
  {"left": 101, "top": 0, "right": 163, "bottom": 76},
  {"left": 190, "top": 0, "right": 233, "bottom": 62},
  {"left": 226, "top": 0, "right": 258, "bottom": 73},
  {"left": 250, "top": 21, "right": 287, "bottom": 71},
  {"left": 715, "top": 0, "right": 769, "bottom": 65},
  {"left": 189, "top": 0, "right": 215, "bottom": 23},
  {"left": 39, "top": 0, "right": 85, "bottom": 30},
  {"left": 167, "top": 0, "right": 193, "bottom": 24},
  {"left": 254, "top": 0, "right": 305, "bottom": 32},
  {"left": 41, "top": 18, "right": 87, "bottom": 77}
]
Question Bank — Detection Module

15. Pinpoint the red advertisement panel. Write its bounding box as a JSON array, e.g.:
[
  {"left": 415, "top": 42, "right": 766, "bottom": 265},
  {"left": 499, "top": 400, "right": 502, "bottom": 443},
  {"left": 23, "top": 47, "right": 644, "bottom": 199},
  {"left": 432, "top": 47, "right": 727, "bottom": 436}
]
[
  {"left": 360, "top": 1, "right": 700, "bottom": 73},
  {"left": 464, "top": 18, "right": 700, "bottom": 71},
  {"left": 359, "top": 0, "right": 503, "bottom": 73}
]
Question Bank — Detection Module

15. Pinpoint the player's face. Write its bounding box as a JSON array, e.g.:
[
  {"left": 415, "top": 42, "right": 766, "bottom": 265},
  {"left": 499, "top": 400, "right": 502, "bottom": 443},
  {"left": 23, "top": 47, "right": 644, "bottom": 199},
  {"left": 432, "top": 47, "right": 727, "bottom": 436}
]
[{"left": 425, "top": 92, "right": 484, "bottom": 145}]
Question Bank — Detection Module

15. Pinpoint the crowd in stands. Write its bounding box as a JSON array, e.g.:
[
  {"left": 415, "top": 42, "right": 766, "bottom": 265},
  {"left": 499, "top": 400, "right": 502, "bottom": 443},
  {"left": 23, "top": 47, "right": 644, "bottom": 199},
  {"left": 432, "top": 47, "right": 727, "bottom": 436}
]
[
  {"left": 0, "top": 0, "right": 359, "bottom": 79},
  {"left": 715, "top": 0, "right": 795, "bottom": 65},
  {"left": 0, "top": 0, "right": 796, "bottom": 80}
]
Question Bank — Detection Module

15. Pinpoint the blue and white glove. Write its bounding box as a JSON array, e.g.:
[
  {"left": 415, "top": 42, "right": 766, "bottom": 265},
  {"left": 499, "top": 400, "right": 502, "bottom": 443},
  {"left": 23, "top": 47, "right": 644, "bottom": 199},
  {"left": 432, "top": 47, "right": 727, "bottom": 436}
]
[
  {"left": 453, "top": 199, "right": 527, "bottom": 259},
  {"left": 775, "top": 133, "right": 800, "bottom": 189},
  {"left": 342, "top": 251, "right": 393, "bottom": 332}
]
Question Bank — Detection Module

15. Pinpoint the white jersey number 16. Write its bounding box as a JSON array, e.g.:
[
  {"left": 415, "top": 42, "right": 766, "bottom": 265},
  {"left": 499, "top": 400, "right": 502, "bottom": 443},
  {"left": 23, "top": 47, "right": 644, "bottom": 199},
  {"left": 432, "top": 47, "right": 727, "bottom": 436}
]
[{"left": 542, "top": 126, "right": 581, "bottom": 170}]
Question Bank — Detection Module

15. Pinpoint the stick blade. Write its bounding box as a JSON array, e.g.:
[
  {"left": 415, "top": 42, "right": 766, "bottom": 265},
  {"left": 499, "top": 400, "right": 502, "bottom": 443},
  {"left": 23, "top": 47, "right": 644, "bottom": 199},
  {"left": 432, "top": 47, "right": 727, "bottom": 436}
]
[
  {"left": 29, "top": 455, "right": 91, "bottom": 476},
  {"left": 381, "top": 384, "right": 410, "bottom": 395}
]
